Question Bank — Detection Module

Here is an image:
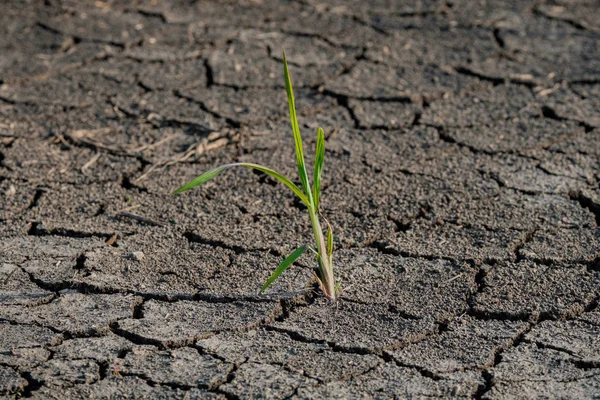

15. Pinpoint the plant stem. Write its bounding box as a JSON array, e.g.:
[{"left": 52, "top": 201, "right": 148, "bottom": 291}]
[{"left": 308, "top": 206, "right": 336, "bottom": 299}]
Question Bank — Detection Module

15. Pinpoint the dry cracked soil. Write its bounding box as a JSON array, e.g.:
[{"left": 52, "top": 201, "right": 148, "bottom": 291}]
[{"left": 1, "top": 0, "right": 600, "bottom": 399}]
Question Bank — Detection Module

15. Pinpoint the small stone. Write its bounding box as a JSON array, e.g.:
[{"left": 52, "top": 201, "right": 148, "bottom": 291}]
[{"left": 5, "top": 185, "right": 16, "bottom": 197}]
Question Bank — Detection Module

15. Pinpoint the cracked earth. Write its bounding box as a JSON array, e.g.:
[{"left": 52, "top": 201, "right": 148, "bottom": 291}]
[{"left": 1, "top": 0, "right": 599, "bottom": 398}]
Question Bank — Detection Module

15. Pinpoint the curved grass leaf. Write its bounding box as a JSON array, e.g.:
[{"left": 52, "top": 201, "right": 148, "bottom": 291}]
[
  {"left": 172, "top": 162, "right": 309, "bottom": 206},
  {"left": 313, "top": 127, "right": 325, "bottom": 210},
  {"left": 326, "top": 225, "right": 333, "bottom": 257},
  {"left": 260, "top": 245, "right": 307, "bottom": 293},
  {"left": 171, "top": 164, "right": 230, "bottom": 194},
  {"left": 283, "top": 50, "right": 312, "bottom": 205}
]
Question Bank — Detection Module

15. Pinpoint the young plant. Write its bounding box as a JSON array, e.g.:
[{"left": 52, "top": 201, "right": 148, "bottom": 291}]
[{"left": 172, "top": 52, "right": 339, "bottom": 300}]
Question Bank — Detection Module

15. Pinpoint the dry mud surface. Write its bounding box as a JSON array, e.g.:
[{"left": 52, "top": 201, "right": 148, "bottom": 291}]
[{"left": 1, "top": 0, "right": 600, "bottom": 399}]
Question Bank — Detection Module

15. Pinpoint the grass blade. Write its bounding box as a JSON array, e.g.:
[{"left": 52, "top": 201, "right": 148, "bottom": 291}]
[
  {"left": 260, "top": 245, "right": 307, "bottom": 293},
  {"left": 171, "top": 164, "right": 230, "bottom": 194},
  {"left": 313, "top": 127, "right": 325, "bottom": 210},
  {"left": 172, "top": 162, "right": 310, "bottom": 206},
  {"left": 283, "top": 50, "right": 312, "bottom": 204},
  {"left": 326, "top": 225, "right": 333, "bottom": 257}
]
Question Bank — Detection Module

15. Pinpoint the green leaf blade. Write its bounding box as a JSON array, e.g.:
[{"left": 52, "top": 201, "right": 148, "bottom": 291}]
[
  {"left": 326, "top": 225, "right": 333, "bottom": 257},
  {"left": 171, "top": 164, "right": 231, "bottom": 194},
  {"left": 313, "top": 127, "right": 325, "bottom": 210},
  {"left": 260, "top": 245, "right": 307, "bottom": 293},
  {"left": 283, "top": 50, "right": 312, "bottom": 206},
  {"left": 172, "top": 162, "right": 310, "bottom": 206}
]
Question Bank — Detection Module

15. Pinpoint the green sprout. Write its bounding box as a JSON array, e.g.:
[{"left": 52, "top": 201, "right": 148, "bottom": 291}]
[{"left": 172, "top": 51, "right": 339, "bottom": 300}]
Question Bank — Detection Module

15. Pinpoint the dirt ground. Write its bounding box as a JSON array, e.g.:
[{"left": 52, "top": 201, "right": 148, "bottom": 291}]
[{"left": 1, "top": 0, "right": 599, "bottom": 398}]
